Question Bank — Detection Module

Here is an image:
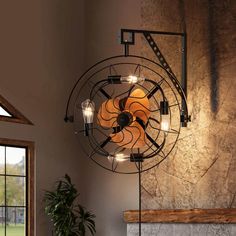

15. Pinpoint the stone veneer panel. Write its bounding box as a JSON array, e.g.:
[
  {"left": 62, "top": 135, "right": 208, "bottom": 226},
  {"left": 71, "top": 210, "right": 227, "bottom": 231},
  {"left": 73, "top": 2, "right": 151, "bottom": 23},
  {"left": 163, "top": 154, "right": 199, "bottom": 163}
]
[
  {"left": 140, "top": 0, "right": 236, "bottom": 210},
  {"left": 127, "top": 223, "right": 236, "bottom": 236}
]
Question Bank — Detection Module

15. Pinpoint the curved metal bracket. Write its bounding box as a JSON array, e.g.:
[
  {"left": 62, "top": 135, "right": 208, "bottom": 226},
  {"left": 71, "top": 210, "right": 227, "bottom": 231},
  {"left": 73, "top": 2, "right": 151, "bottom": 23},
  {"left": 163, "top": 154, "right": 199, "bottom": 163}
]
[{"left": 120, "top": 29, "right": 191, "bottom": 126}]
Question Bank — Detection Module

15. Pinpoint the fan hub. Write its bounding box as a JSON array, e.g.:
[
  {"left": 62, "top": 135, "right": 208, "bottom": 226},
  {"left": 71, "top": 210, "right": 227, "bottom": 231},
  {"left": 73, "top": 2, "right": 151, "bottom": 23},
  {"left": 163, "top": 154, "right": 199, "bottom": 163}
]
[{"left": 117, "top": 111, "right": 133, "bottom": 127}]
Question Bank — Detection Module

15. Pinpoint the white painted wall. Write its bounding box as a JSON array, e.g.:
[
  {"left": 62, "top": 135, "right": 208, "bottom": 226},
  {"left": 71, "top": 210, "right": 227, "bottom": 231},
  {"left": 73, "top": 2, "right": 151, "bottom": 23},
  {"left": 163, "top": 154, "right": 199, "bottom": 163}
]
[
  {"left": 0, "top": 0, "right": 141, "bottom": 235},
  {"left": 83, "top": 1, "right": 141, "bottom": 235},
  {"left": 0, "top": 0, "right": 86, "bottom": 235}
]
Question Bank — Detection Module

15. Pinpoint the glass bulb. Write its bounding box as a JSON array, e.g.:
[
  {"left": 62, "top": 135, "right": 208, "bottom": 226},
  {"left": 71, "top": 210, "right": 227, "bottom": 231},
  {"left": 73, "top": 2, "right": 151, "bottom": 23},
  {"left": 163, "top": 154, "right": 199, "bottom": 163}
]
[
  {"left": 81, "top": 99, "right": 95, "bottom": 124},
  {"left": 108, "top": 153, "right": 129, "bottom": 162},
  {"left": 161, "top": 114, "right": 170, "bottom": 131},
  {"left": 120, "top": 75, "right": 145, "bottom": 84}
]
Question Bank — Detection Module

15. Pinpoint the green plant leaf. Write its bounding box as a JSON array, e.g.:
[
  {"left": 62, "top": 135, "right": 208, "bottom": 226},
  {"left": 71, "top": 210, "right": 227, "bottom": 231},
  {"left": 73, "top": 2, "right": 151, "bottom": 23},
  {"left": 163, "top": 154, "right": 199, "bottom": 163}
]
[{"left": 44, "top": 174, "right": 96, "bottom": 236}]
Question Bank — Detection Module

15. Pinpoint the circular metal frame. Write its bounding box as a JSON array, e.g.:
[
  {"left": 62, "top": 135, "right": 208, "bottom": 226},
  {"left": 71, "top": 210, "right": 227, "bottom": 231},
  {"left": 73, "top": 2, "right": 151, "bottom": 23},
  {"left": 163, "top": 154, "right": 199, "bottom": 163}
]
[{"left": 66, "top": 55, "right": 185, "bottom": 174}]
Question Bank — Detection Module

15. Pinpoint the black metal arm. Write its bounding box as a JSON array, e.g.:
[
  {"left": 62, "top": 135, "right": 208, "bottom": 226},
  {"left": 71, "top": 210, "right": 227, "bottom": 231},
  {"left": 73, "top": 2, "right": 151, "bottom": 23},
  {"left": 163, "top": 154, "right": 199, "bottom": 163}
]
[{"left": 120, "top": 28, "right": 191, "bottom": 126}]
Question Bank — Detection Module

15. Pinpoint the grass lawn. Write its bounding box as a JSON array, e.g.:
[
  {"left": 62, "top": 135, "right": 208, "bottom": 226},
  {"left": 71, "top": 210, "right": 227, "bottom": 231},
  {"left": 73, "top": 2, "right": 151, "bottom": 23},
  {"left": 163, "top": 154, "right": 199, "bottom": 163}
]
[{"left": 0, "top": 224, "right": 24, "bottom": 236}]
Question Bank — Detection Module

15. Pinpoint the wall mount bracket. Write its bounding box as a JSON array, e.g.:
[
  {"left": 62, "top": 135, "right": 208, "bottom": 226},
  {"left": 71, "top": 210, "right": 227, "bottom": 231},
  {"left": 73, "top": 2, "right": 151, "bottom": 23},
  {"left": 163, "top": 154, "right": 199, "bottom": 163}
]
[{"left": 120, "top": 28, "right": 191, "bottom": 127}]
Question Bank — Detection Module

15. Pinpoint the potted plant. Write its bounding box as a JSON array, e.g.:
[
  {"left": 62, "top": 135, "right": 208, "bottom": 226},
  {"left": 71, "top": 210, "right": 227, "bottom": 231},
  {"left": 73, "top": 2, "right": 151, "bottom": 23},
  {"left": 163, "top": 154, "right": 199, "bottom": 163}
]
[{"left": 44, "top": 174, "right": 96, "bottom": 236}]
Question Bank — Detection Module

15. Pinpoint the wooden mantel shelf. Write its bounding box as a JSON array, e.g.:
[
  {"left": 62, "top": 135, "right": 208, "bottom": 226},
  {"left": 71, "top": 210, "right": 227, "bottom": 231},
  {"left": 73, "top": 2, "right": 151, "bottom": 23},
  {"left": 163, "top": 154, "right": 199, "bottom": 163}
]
[{"left": 124, "top": 209, "right": 236, "bottom": 224}]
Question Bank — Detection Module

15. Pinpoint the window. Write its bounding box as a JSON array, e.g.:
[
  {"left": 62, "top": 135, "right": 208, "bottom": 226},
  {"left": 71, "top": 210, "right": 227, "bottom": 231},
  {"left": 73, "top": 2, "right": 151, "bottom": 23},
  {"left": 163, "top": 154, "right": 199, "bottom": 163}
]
[
  {"left": 0, "top": 95, "right": 32, "bottom": 125},
  {"left": 0, "top": 139, "right": 34, "bottom": 236},
  {"left": 0, "top": 106, "right": 11, "bottom": 117}
]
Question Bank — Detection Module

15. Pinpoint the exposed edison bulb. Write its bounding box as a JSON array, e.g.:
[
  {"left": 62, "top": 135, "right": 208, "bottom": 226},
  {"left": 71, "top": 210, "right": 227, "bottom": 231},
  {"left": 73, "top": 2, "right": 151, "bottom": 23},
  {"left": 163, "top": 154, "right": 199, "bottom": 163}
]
[
  {"left": 81, "top": 99, "right": 95, "bottom": 124},
  {"left": 108, "top": 153, "right": 129, "bottom": 162},
  {"left": 161, "top": 114, "right": 170, "bottom": 132},
  {"left": 84, "top": 107, "right": 93, "bottom": 117},
  {"left": 120, "top": 75, "right": 145, "bottom": 84}
]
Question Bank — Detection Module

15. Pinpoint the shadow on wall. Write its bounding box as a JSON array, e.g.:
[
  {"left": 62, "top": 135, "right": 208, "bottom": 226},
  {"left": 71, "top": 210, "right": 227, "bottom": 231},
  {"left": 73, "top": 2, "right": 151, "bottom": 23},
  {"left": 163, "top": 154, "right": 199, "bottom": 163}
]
[
  {"left": 180, "top": 0, "right": 221, "bottom": 114},
  {"left": 140, "top": 0, "right": 236, "bottom": 211},
  {"left": 208, "top": 0, "right": 219, "bottom": 114}
]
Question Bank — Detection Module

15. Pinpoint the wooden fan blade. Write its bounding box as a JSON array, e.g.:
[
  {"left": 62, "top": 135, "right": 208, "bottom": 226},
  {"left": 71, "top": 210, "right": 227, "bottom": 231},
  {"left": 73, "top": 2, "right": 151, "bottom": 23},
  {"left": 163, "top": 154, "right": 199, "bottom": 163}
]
[
  {"left": 125, "top": 88, "right": 150, "bottom": 123},
  {"left": 111, "top": 121, "right": 146, "bottom": 148},
  {"left": 97, "top": 99, "right": 120, "bottom": 127}
]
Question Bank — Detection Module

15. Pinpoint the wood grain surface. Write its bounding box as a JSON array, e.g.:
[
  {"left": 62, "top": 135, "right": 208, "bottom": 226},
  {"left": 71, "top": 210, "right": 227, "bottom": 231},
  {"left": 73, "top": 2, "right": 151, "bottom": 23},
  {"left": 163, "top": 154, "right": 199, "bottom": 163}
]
[{"left": 124, "top": 208, "right": 236, "bottom": 223}]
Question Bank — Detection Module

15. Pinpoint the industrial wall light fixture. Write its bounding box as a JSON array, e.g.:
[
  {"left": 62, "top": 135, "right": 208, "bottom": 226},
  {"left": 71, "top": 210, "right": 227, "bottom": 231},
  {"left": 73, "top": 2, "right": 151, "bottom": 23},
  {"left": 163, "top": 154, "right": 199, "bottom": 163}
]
[{"left": 65, "top": 29, "right": 190, "bottom": 235}]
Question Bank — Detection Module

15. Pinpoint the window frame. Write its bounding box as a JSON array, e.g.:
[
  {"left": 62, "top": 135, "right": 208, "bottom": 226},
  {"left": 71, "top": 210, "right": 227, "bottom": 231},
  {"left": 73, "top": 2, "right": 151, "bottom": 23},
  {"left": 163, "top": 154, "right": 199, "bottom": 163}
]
[
  {"left": 0, "top": 138, "right": 34, "bottom": 236},
  {"left": 0, "top": 95, "right": 33, "bottom": 125}
]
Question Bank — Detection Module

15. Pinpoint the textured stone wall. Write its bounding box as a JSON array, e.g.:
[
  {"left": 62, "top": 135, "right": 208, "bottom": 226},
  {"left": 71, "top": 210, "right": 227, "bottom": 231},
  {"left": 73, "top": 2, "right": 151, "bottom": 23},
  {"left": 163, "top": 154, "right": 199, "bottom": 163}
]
[
  {"left": 141, "top": 0, "right": 236, "bottom": 210},
  {"left": 127, "top": 223, "right": 236, "bottom": 236}
]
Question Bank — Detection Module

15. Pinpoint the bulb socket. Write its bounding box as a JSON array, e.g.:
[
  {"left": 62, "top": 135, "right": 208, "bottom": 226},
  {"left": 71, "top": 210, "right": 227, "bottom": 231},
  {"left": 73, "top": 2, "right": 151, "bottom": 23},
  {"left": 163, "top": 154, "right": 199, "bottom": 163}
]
[
  {"left": 160, "top": 101, "right": 169, "bottom": 115},
  {"left": 107, "top": 75, "right": 122, "bottom": 84},
  {"left": 130, "top": 153, "right": 144, "bottom": 162},
  {"left": 84, "top": 123, "right": 93, "bottom": 136}
]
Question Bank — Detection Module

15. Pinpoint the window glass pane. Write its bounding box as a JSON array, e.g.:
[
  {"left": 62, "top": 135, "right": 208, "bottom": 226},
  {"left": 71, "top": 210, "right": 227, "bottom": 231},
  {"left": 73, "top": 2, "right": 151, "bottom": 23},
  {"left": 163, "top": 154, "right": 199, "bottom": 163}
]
[
  {"left": 0, "top": 106, "right": 11, "bottom": 117},
  {"left": 6, "top": 147, "right": 26, "bottom": 176},
  {"left": 6, "top": 177, "right": 25, "bottom": 206},
  {"left": 0, "top": 146, "right": 4, "bottom": 174},
  {"left": 0, "top": 177, "right": 4, "bottom": 206},
  {"left": 0, "top": 207, "right": 5, "bottom": 236},
  {"left": 6, "top": 207, "right": 25, "bottom": 236},
  {"left": 0, "top": 142, "right": 31, "bottom": 236},
  {"left": 0, "top": 225, "right": 4, "bottom": 236}
]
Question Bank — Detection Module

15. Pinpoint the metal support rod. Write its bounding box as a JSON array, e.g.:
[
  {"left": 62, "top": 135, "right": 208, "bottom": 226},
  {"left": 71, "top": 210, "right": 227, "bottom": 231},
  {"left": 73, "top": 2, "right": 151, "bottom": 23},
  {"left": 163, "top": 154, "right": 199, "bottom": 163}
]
[
  {"left": 181, "top": 32, "right": 187, "bottom": 97},
  {"left": 124, "top": 44, "right": 129, "bottom": 56},
  {"left": 121, "top": 28, "right": 184, "bottom": 36},
  {"left": 138, "top": 161, "right": 142, "bottom": 236},
  {"left": 143, "top": 32, "right": 177, "bottom": 80},
  {"left": 181, "top": 32, "right": 189, "bottom": 127},
  {"left": 120, "top": 28, "right": 190, "bottom": 126}
]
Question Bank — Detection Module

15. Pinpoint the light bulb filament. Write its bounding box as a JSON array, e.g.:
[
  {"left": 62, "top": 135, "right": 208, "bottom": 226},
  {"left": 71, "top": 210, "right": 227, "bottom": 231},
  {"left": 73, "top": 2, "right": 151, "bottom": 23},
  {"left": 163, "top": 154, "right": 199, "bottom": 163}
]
[
  {"left": 84, "top": 107, "right": 93, "bottom": 117},
  {"left": 108, "top": 153, "right": 129, "bottom": 162},
  {"left": 120, "top": 75, "right": 145, "bottom": 84},
  {"left": 81, "top": 99, "right": 95, "bottom": 124},
  {"left": 161, "top": 114, "right": 170, "bottom": 131}
]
